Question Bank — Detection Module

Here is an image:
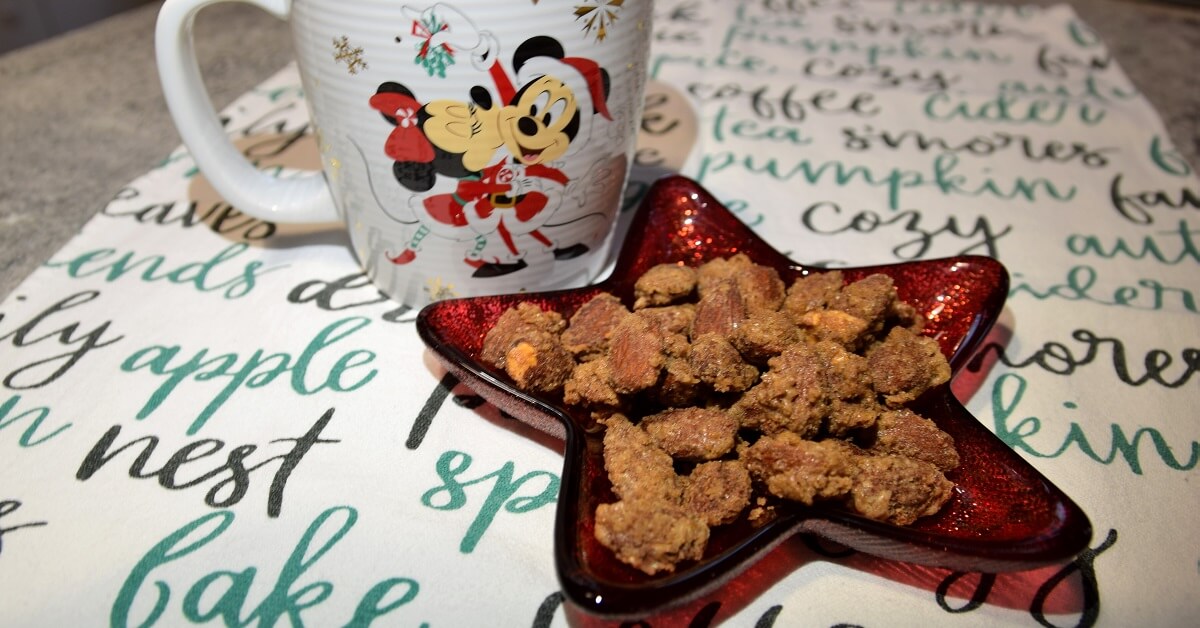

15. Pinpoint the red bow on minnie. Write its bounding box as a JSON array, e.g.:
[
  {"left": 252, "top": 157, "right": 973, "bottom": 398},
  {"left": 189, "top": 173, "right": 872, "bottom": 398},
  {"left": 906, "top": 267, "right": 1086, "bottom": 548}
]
[{"left": 368, "top": 91, "right": 435, "bottom": 163}]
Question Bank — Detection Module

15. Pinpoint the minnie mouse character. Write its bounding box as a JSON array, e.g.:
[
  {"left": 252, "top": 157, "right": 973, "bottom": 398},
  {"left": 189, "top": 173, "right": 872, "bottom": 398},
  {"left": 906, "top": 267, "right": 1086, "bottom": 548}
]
[{"left": 369, "top": 30, "right": 611, "bottom": 277}]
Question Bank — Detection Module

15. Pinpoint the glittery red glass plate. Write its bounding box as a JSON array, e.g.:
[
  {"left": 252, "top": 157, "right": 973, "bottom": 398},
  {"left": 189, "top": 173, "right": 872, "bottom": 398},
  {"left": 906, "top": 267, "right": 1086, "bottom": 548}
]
[{"left": 416, "top": 175, "right": 1092, "bottom": 618}]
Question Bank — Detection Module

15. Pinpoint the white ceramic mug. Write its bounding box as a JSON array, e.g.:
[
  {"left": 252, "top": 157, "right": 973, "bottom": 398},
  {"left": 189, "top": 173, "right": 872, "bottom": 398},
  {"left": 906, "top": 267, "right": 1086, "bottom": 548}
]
[{"left": 157, "top": 0, "right": 653, "bottom": 306}]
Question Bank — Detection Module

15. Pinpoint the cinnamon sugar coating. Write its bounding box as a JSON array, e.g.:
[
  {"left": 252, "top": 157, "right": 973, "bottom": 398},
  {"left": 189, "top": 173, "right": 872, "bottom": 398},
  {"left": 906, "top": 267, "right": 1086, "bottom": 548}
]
[{"left": 483, "top": 256, "right": 959, "bottom": 575}]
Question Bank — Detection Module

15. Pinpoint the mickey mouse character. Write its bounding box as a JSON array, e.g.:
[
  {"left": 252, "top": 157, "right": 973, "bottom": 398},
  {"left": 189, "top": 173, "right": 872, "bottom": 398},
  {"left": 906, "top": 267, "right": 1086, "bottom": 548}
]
[{"left": 369, "top": 33, "right": 611, "bottom": 277}]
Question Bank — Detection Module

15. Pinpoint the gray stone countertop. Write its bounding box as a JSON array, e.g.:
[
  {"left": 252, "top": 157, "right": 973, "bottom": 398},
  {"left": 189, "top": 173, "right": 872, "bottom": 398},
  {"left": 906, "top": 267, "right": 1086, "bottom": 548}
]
[{"left": 1, "top": 0, "right": 1198, "bottom": 300}]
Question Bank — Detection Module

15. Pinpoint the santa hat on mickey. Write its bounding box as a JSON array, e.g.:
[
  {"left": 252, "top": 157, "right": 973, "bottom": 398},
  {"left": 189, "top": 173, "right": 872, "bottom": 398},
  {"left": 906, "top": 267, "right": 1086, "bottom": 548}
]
[{"left": 516, "top": 52, "right": 612, "bottom": 155}]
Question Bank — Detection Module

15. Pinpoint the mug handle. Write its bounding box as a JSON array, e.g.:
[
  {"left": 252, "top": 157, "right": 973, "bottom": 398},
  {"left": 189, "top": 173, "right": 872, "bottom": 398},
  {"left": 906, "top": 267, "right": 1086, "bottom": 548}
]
[{"left": 155, "top": 0, "right": 338, "bottom": 223}]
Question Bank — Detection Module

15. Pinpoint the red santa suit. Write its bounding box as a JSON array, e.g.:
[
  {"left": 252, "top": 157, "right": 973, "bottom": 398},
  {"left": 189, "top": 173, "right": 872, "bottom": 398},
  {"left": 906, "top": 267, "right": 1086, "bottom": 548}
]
[{"left": 422, "top": 158, "right": 569, "bottom": 257}]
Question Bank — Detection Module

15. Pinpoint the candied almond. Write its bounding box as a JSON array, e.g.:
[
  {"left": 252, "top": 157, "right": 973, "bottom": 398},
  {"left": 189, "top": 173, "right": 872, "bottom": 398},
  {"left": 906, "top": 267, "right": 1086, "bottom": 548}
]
[
  {"left": 868, "top": 409, "right": 959, "bottom": 472},
  {"left": 731, "top": 309, "right": 803, "bottom": 364},
  {"left": 561, "top": 292, "right": 630, "bottom": 360},
  {"left": 784, "top": 270, "right": 844, "bottom": 318},
  {"left": 831, "top": 274, "right": 896, "bottom": 333},
  {"left": 608, "top": 315, "right": 666, "bottom": 394},
  {"left": 683, "top": 460, "right": 752, "bottom": 526},
  {"left": 730, "top": 343, "right": 829, "bottom": 437},
  {"left": 634, "top": 263, "right": 697, "bottom": 309},
  {"left": 502, "top": 340, "right": 573, "bottom": 393},
  {"left": 849, "top": 454, "right": 954, "bottom": 525},
  {"left": 867, "top": 327, "right": 951, "bottom": 406},
  {"left": 689, "top": 333, "right": 759, "bottom": 393},
  {"left": 743, "top": 433, "right": 858, "bottom": 505},
  {"left": 602, "top": 414, "right": 681, "bottom": 503},
  {"left": 594, "top": 501, "right": 709, "bottom": 575},
  {"left": 691, "top": 280, "right": 746, "bottom": 340},
  {"left": 480, "top": 302, "right": 565, "bottom": 369},
  {"left": 563, "top": 358, "right": 622, "bottom": 409},
  {"left": 643, "top": 407, "right": 739, "bottom": 461}
]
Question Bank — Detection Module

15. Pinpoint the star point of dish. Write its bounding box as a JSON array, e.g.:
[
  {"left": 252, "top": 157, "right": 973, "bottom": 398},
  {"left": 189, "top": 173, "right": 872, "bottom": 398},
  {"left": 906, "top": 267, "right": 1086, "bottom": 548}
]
[{"left": 416, "top": 175, "right": 1091, "bottom": 618}]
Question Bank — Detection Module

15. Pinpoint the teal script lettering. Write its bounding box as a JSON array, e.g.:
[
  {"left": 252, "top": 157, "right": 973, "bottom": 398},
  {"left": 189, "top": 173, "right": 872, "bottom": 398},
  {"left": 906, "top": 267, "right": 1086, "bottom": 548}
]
[
  {"left": 111, "top": 507, "right": 424, "bottom": 627},
  {"left": 991, "top": 373, "right": 1199, "bottom": 474},
  {"left": 924, "top": 91, "right": 1106, "bottom": 126},
  {"left": 1009, "top": 265, "right": 1197, "bottom": 314},
  {"left": 121, "top": 317, "right": 377, "bottom": 434},
  {"left": 44, "top": 243, "right": 279, "bottom": 300},
  {"left": 421, "top": 450, "right": 559, "bottom": 553},
  {"left": 1066, "top": 219, "right": 1200, "bottom": 266},
  {"left": 0, "top": 394, "right": 71, "bottom": 447}
]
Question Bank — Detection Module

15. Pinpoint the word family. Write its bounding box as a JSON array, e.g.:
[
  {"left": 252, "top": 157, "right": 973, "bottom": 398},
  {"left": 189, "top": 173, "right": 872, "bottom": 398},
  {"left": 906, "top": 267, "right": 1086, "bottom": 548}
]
[{"left": 0, "top": 290, "right": 123, "bottom": 389}]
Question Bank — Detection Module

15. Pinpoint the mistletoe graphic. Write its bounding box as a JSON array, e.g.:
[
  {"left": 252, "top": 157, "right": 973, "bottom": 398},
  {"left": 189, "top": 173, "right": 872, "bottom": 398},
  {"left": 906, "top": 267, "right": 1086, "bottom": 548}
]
[{"left": 411, "top": 13, "right": 455, "bottom": 77}]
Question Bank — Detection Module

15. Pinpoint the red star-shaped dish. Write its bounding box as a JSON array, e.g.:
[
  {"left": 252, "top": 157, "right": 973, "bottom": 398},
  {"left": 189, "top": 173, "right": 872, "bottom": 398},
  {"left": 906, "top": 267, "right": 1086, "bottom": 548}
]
[{"left": 416, "top": 176, "right": 1091, "bottom": 618}]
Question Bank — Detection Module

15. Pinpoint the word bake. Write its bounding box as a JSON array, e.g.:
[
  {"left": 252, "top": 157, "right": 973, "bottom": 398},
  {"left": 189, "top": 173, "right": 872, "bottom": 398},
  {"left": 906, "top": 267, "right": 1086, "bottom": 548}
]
[
  {"left": 112, "top": 507, "right": 423, "bottom": 627},
  {"left": 121, "top": 317, "right": 377, "bottom": 434},
  {"left": 77, "top": 408, "right": 338, "bottom": 517}
]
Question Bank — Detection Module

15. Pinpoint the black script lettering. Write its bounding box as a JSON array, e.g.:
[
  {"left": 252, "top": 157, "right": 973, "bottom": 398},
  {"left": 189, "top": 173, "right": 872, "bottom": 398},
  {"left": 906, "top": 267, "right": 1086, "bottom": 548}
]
[
  {"left": 531, "top": 591, "right": 564, "bottom": 628},
  {"left": 103, "top": 189, "right": 275, "bottom": 240},
  {"left": 75, "top": 408, "right": 339, "bottom": 517},
  {"left": 408, "top": 373, "right": 459, "bottom": 450},
  {"left": 895, "top": 0, "right": 1039, "bottom": 19},
  {"left": 800, "top": 201, "right": 1011, "bottom": 259},
  {"left": 655, "top": 1, "right": 705, "bottom": 44},
  {"left": 0, "top": 500, "right": 48, "bottom": 555},
  {"left": 1036, "top": 44, "right": 1112, "bottom": 79},
  {"left": 833, "top": 14, "right": 1018, "bottom": 40},
  {"left": 933, "top": 530, "right": 1114, "bottom": 626},
  {"left": 0, "top": 291, "right": 123, "bottom": 389},
  {"left": 842, "top": 126, "right": 1111, "bottom": 168},
  {"left": 968, "top": 328, "right": 1200, "bottom": 388},
  {"left": 805, "top": 57, "right": 958, "bottom": 91},
  {"left": 287, "top": 272, "right": 414, "bottom": 322},
  {"left": 240, "top": 102, "right": 312, "bottom": 160},
  {"left": 1030, "top": 529, "right": 1116, "bottom": 627},
  {"left": 688, "top": 82, "right": 880, "bottom": 123},
  {"left": 936, "top": 572, "right": 996, "bottom": 613},
  {"left": 1108, "top": 173, "right": 1200, "bottom": 226},
  {"left": 751, "top": 0, "right": 856, "bottom": 16}
]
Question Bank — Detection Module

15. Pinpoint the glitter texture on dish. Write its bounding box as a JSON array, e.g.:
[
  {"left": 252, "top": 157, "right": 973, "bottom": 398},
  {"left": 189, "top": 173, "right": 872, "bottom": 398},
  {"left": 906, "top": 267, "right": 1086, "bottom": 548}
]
[{"left": 416, "top": 175, "right": 1092, "bottom": 618}]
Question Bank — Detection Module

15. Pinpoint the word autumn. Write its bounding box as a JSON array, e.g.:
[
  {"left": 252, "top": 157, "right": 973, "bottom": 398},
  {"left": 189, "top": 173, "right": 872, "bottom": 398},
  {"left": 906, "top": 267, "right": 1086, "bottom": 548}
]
[
  {"left": 76, "top": 408, "right": 338, "bottom": 517},
  {"left": 120, "top": 317, "right": 377, "bottom": 434},
  {"left": 112, "top": 506, "right": 423, "bottom": 627}
]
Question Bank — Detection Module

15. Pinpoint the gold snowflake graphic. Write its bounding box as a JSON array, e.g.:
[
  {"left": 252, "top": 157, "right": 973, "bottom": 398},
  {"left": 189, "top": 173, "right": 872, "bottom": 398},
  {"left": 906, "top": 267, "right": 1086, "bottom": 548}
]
[
  {"left": 425, "top": 278, "right": 458, "bottom": 302},
  {"left": 574, "top": 0, "right": 624, "bottom": 42},
  {"left": 333, "top": 36, "right": 368, "bottom": 75}
]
